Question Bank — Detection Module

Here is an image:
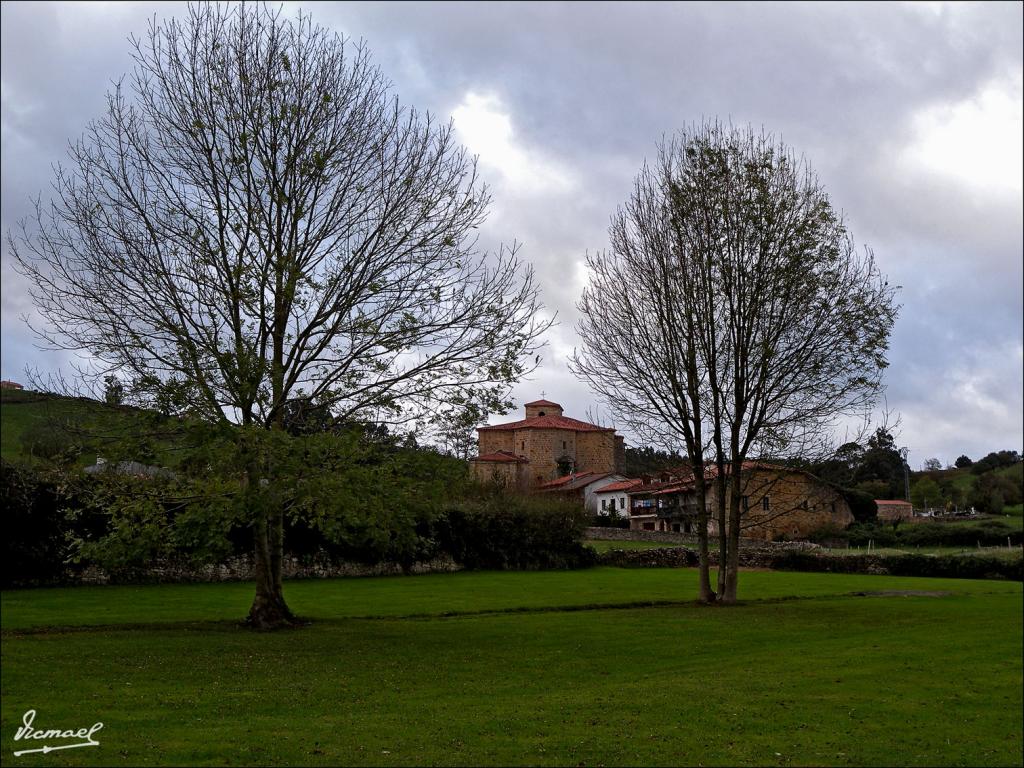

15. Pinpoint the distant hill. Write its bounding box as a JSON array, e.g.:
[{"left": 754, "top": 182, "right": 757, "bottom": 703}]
[{"left": 0, "top": 387, "right": 185, "bottom": 469}]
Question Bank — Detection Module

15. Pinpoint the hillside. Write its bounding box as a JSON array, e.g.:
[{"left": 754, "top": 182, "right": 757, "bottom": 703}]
[{"left": 1, "top": 387, "right": 186, "bottom": 469}]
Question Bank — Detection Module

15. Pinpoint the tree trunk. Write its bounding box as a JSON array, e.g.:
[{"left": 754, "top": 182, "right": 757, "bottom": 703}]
[
  {"left": 244, "top": 463, "right": 296, "bottom": 630},
  {"left": 722, "top": 468, "right": 743, "bottom": 603},
  {"left": 695, "top": 478, "right": 716, "bottom": 603},
  {"left": 247, "top": 512, "right": 297, "bottom": 629}
]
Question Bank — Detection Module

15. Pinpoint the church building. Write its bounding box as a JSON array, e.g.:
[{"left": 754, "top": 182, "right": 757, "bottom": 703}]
[{"left": 468, "top": 398, "right": 625, "bottom": 488}]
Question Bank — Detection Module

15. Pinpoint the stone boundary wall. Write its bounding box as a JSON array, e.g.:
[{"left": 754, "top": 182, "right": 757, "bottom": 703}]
[
  {"left": 73, "top": 554, "right": 463, "bottom": 586},
  {"left": 585, "top": 527, "right": 696, "bottom": 544},
  {"left": 596, "top": 540, "right": 821, "bottom": 569}
]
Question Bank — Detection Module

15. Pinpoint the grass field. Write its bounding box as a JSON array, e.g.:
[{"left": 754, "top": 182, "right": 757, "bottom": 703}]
[{"left": 3, "top": 568, "right": 1021, "bottom": 767}]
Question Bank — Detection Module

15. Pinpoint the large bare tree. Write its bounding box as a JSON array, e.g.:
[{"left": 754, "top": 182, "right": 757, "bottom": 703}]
[
  {"left": 10, "top": 2, "right": 547, "bottom": 627},
  {"left": 573, "top": 122, "right": 898, "bottom": 603}
]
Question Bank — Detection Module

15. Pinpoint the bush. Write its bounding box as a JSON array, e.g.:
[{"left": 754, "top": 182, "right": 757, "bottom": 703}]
[
  {"left": 839, "top": 520, "right": 1023, "bottom": 549},
  {"left": 437, "top": 493, "right": 596, "bottom": 570},
  {"left": 769, "top": 549, "right": 1022, "bottom": 581},
  {"left": 1, "top": 460, "right": 69, "bottom": 586},
  {"left": 590, "top": 513, "right": 630, "bottom": 529},
  {"left": 842, "top": 489, "right": 878, "bottom": 523},
  {"left": 18, "top": 421, "right": 81, "bottom": 465}
]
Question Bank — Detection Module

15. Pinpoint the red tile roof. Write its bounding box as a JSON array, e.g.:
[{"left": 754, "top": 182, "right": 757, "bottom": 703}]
[
  {"left": 471, "top": 451, "right": 529, "bottom": 464},
  {"left": 538, "top": 472, "right": 614, "bottom": 492},
  {"left": 594, "top": 479, "right": 642, "bottom": 494},
  {"left": 478, "top": 414, "right": 614, "bottom": 433},
  {"left": 524, "top": 398, "right": 562, "bottom": 407},
  {"left": 875, "top": 499, "right": 912, "bottom": 506}
]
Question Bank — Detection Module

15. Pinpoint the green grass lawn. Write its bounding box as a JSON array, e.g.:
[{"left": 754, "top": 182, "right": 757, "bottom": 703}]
[{"left": 3, "top": 569, "right": 1021, "bottom": 767}]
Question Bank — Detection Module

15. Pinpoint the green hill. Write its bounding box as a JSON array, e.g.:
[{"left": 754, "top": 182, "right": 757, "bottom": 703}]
[{"left": 0, "top": 387, "right": 184, "bottom": 469}]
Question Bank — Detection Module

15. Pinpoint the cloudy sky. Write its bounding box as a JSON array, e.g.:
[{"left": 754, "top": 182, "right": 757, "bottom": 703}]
[{"left": 2, "top": 1, "right": 1021, "bottom": 467}]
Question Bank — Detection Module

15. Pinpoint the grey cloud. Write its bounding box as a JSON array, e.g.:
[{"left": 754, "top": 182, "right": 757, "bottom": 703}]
[{"left": 1, "top": 1, "right": 1020, "bottom": 461}]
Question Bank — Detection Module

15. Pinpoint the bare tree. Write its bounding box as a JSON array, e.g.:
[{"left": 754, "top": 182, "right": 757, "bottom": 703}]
[
  {"left": 10, "top": 2, "right": 548, "bottom": 627},
  {"left": 573, "top": 122, "right": 898, "bottom": 603}
]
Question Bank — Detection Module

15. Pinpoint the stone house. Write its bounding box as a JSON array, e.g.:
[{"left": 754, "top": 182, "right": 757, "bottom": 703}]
[
  {"left": 469, "top": 399, "right": 625, "bottom": 487},
  {"left": 626, "top": 462, "right": 852, "bottom": 540},
  {"left": 875, "top": 499, "right": 914, "bottom": 521}
]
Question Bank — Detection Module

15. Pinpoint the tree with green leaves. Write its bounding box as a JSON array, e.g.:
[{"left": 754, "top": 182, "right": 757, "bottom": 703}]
[
  {"left": 573, "top": 122, "right": 898, "bottom": 603},
  {"left": 910, "top": 476, "right": 942, "bottom": 513},
  {"left": 9, "top": 2, "right": 547, "bottom": 628}
]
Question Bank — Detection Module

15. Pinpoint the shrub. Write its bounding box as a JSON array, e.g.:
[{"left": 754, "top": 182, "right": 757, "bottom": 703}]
[
  {"left": 1, "top": 460, "right": 69, "bottom": 586},
  {"left": 769, "top": 549, "right": 1022, "bottom": 581},
  {"left": 437, "top": 493, "right": 596, "bottom": 570},
  {"left": 18, "top": 421, "right": 81, "bottom": 465}
]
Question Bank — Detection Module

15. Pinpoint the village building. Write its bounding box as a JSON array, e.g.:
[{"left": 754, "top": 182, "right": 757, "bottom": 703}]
[
  {"left": 593, "top": 478, "right": 641, "bottom": 518},
  {"left": 875, "top": 499, "right": 914, "bottom": 521},
  {"left": 536, "top": 472, "right": 630, "bottom": 514},
  {"left": 469, "top": 399, "right": 625, "bottom": 488},
  {"left": 625, "top": 462, "right": 852, "bottom": 540}
]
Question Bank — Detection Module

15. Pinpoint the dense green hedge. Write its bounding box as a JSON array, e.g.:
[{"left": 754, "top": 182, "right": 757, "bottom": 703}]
[
  {"left": 1, "top": 459, "right": 593, "bottom": 586},
  {"left": 438, "top": 495, "right": 596, "bottom": 570},
  {"left": 770, "top": 550, "right": 1023, "bottom": 581},
  {"left": 844, "top": 520, "right": 1023, "bottom": 548}
]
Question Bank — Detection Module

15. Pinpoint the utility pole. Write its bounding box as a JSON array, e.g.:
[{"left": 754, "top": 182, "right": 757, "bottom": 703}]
[{"left": 899, "top": 447, "right": 910, "bottom": 502}]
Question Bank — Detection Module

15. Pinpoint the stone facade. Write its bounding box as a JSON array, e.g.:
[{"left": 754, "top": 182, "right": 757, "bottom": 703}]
[
  {"left": 626, "top": 464, "right": 852, "bottom": 541},
  {"left": 470, "top": 399, "right": 622, "bottom": 487}
]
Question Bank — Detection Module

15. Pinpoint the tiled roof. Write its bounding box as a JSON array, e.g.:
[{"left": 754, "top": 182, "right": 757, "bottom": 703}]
[
  {"left": 471, "top": 451, "right": 529, "bottom": 464},
  {"left": 524, "top": 398, "right": 562, "bottom": 407},
  {"left": 478, "top": 414, "right": 614, "bottom": 433},
  {"left": 538, "top": 472, "right": 614, "bottom": 492},
  {"left": 594, "top": 479, "right": 642, "bottom": 494},
  {"left": 875, "top": 499, "right": 912, "bottom": 506}
]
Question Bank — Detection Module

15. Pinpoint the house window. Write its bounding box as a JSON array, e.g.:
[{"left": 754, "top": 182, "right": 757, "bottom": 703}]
[
  {"left": 742, "top": 496, "right": 750, "bottom": 512},
  {"left": 538, "top": 411, "right": 546, "bottom": 416},
  {"left": 521, "top": 441, "right": 525, "bottom": 450},
  {"left": 562, "top": 441, "right": 567, "bottom": 450},
  {"left": 618, "top": 498, "right": 624, "bottom": 510},
  {"left": 601, "top": 499, "right": 607, "bottom": 510},
  {"left": 762, "top": 496, "right": 770, "bottom": 512}
]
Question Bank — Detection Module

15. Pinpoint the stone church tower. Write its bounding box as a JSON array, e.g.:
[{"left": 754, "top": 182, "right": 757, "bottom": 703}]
[{"left": 468, "top": 398, "right": 625, "bottom": 488}]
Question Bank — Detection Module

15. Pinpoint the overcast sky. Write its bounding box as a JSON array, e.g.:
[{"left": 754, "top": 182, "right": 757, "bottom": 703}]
[{"left": 2, "top": 1, "right": 1021, "bottom": 467}]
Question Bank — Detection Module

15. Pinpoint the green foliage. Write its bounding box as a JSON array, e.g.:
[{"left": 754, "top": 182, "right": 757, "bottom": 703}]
[
  {"left": 970, "top": 450, "right": 1021, "bottom": 475},
  {"left": 17, "top": 420, "right": 81, "bottom": 465},
  {"left": 770, "top": 549, "right": 1022, "bottom": 581},
  {"left": 621, "top": 445, "right": 686, "bottom": 477},
  {"left": 955, "top": 454, "right": 973, "bottom": 468},
  {"left": 839, "top": 519, "right": 1023, "bottom": 549},
  {"left": 2, "top": 424, "right": 595, "bottom": 581},
  {"left": 910, "top": 476, "right": 942, "bottom": 510},
  {"left": 437, "top": 492, "right": 597, "bottom": 570},
  {"left": 842, "top": 488, "right": 877, "bottom": 523}
]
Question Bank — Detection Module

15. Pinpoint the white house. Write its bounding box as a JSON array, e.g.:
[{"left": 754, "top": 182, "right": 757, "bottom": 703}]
[{"left": 591, "top": 478, "right": 641, "bottom": 518}]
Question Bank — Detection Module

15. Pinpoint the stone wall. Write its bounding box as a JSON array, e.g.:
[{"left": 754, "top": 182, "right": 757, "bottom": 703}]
[
  {"left": 730, "top": 470, "right": 853, "bottom": 541},
  {"left": 586, "top": 527, "right": 697, "bottom": 544},
  {"left": 469, "top": 459, "right": 527, "bottom": 488},
  {"left": 73, "top": 554, "right": 463, "bottom": 585},
  {"left": 576, "top": 431, "right": 616, "bottom": 475},
  {"left": 478, "top": 430, "right": 514, "bottom": 455},
  {"left": 595, "top": 540, "right": 822, "bottom": 569}
]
